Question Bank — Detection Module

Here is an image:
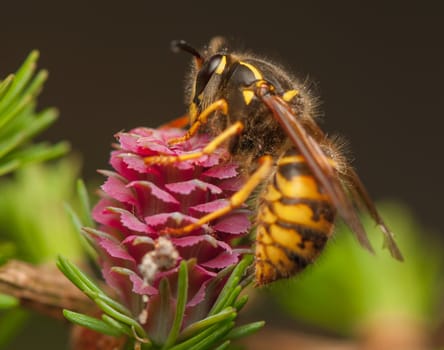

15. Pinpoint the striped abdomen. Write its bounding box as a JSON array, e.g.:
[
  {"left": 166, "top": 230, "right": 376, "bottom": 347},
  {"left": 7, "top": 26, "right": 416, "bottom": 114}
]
[{"left": 255, "top": 149, "right": 336, "bottom": 285}]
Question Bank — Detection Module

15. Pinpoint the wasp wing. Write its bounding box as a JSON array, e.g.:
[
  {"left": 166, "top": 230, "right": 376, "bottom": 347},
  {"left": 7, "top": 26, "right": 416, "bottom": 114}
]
[
  {"left": 344, "top": 167, "right": 404, "bottom": 260},
  {"left": 260, "top": 93, "right": 375, "bottom": 253}
]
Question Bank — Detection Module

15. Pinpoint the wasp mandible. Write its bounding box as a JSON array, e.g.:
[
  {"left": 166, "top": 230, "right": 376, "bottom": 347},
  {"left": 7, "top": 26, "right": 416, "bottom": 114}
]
[{"left": 145, "top": 38, "right": 403, "bottom": 285}]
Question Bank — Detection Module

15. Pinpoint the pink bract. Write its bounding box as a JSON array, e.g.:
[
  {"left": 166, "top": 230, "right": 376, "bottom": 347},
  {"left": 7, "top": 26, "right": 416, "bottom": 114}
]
[{"left": 90, "top": 127, "right": 250, "bottom": 334}]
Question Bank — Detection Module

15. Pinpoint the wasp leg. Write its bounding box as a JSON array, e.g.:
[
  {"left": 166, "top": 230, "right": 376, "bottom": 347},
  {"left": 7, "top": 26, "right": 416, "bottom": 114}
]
[
  {"left": 168, "top": 99, "right": 228, "bottom": 145},
  {"left": 144, "top": 121, "right": 243, "bottom": 164},
  {"left": 165, "top": 156, "right": 274, "bottom": 235},
  {"left": 158, "top": 114, "right": 190, "bottom": 129}
]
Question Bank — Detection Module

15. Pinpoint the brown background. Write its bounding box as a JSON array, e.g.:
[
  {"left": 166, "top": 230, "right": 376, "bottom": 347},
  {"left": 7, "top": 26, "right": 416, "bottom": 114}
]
[{"left": 1, "top": 1, "right": 442, "bottom": 234}]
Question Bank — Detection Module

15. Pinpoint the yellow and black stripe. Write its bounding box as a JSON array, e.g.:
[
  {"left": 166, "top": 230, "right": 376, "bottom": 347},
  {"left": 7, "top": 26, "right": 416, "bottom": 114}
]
[{"left": 255, "top": 148, "right": 336, "bottom": 285}]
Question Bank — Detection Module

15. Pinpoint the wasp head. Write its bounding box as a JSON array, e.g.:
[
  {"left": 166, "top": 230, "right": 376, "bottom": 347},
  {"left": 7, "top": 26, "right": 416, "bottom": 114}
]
[{"left": 172, "top": 39, "right": 296, "bottom": 128}]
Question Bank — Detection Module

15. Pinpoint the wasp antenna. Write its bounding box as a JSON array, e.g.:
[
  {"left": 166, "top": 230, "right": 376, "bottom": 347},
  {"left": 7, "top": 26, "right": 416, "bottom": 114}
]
[{"left": 171, "top": 40, "right": 204, "bottom": 68}]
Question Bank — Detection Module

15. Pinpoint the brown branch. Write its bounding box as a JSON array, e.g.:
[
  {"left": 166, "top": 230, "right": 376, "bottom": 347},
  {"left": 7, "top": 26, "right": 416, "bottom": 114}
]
[{"left": 0, "top": 260, "right": 93, "bottom": 320}]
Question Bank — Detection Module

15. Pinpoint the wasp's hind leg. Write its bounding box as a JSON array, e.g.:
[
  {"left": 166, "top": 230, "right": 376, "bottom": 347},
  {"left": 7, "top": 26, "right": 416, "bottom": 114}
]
[
  {"left": 164, "top": 156, "right": 274, "bottom": 236},
  {"left": 144, "top": 120, "right": 243, "bottom": 164}
]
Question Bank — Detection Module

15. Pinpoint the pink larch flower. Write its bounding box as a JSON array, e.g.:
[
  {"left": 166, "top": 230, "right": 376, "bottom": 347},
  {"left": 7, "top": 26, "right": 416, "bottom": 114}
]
[{"left": 89, "top": 127, "right": 251, "bottom": 342}]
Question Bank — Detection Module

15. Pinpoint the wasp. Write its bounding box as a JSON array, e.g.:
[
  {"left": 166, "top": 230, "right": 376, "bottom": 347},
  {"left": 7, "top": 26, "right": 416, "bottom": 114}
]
[{"left": 145, "top": 38, "right": 403, "bottom": 285}]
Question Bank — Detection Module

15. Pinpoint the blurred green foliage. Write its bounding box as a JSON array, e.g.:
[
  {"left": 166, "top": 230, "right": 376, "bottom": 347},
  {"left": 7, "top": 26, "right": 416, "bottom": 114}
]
[
  {"left": 0, "top": 158, "right": 84, "bottom": 263},
  {"left": 59, "top": 254, "right": 264, "bottom": 349},
  {"left": 266, "top": 201, "right": 443, "bottom": 335},
  {"left": 0, "top": 50, "right": 76, "bottom": 264},
  {"left": 0, "top": 157, "right": 86, "bottom": 349},
  {"left": 0, "top": 51, "right": 80, "bottom": 349},
  {"left": 0, "top": 308, "right": 29, "bottom": 348},
  {"left": 0, "top": 51, "right": 69, "bottom": 176}
]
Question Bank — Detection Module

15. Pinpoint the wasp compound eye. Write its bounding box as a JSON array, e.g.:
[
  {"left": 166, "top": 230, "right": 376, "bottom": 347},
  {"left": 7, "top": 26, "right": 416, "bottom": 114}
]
[{"left": 194, "top": 54, "right": 223, "bottom": 100}]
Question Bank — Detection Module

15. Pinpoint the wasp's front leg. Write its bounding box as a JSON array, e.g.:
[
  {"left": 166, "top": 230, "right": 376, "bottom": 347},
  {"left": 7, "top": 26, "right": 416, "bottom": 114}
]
[
  {"left": 144, "top": 120, "right": 242, "bottom": 165},
  {"left": 167, "top": 99, "right": 228, "bottom": 145}
]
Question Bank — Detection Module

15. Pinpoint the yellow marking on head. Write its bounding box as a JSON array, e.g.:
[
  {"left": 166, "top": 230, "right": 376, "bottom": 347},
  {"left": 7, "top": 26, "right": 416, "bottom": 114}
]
[
  {"left": 189, "top": 102, "right": 198, "bottom": 123},
  {"left": 242, "top": 89, "right": 255, "bottom": 105},
  {"left": 239, "top": 61, "right": 263, "bottom": 80},
  {"left": 215, "top": 55, "right": 227, "bottom": 74},
  {"left": 282, "top": 89, "right": 299, "bottom": 102}
]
